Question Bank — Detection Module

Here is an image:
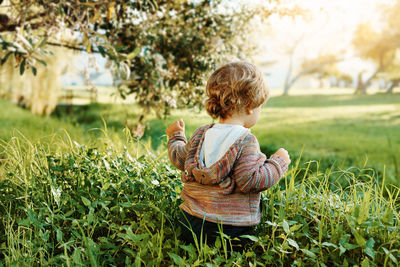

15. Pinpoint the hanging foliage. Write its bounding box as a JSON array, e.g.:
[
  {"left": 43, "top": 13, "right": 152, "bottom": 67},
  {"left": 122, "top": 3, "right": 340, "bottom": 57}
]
[{"left": 0, "top": 0, "right": 282, "bottom": 117}]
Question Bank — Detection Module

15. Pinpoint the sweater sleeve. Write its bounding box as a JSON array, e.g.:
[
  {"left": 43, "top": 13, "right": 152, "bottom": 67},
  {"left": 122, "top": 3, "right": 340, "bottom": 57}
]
[
  {"left": 167, "top": 131, "right": 190, "bottom": 171},
  {"left": 231, "top": 134, "right": 289, "bottom": 193}
]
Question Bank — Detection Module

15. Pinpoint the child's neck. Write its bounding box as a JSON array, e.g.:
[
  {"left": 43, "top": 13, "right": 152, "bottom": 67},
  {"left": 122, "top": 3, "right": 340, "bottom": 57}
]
[
  {"left": 218, "top": 107, "right": 259, "bottom": 129},
  {"left": 219, "top": 116, "right": 245, "bottom": 127}
]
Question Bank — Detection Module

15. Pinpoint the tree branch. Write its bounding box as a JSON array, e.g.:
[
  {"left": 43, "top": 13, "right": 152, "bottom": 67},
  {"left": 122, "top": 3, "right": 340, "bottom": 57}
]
[
  {"left": 0, "top": 10, "right": 53, "bottom": 33},
  {"left": 23, "top": 11, "right": 49, "bottom": 24},
  {"left": 47, "top": 41, "right": 100, "bottom": 54},
  {"left": 0, "top": 22, "right": 45, "bottom": 33},
  {"left": 288, "top": 58, "right": 344, "bottom": 88}
]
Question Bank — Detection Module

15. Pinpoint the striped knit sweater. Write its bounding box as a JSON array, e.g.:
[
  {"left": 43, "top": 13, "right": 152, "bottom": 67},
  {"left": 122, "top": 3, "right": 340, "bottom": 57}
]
[{"left": 168, "top": 124, "right": 289, "bottom": 226}]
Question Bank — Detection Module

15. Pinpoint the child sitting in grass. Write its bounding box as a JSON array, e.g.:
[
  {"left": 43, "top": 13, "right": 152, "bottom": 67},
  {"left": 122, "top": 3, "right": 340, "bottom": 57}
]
[{"left": 166, "top": 62, "right": 291, "bottom": 251}]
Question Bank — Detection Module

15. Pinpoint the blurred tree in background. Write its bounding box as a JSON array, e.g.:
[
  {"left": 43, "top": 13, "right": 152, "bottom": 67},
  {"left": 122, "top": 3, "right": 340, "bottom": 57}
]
[
  {"left": 0, "top": 47, "right": 74, "bottom": 115},
  {"left": 0, "top": 0, "right": 280, "bottom": 117},
  {"left": 377, "top": 57, "right": 400, "bottom": 93},
  {"left": 283, "top": 53, "right": 342, "bottom": 95},
  {"left": 300, "top": 56, "right": 354, "bottom": 88},
  {"left": 352, "top": 1, "right": 400, "bottom": 94}
]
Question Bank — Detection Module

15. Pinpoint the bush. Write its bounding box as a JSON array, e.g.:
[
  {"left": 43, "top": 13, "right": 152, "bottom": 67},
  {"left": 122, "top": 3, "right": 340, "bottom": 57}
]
[{"left": 0, "top": 134, "right": 399, "bottom": 266}]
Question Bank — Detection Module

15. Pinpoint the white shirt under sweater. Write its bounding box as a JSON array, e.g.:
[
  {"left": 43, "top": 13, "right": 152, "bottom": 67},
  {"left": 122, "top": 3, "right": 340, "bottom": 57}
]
[{"left": 200, "top": 123, "right": 249, "bottom": 167}]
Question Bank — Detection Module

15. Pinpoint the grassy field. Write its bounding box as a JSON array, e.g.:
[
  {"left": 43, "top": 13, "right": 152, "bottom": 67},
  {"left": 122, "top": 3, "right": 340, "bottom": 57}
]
[
  {"left": 1, "top": 91, "right": 400, "bottom": 265},
  {"left": 1, "top": 91, "right": 399, "bottom": 185},
  {"left": 153, "top": 92, "right": 400, "bottom": 186}
]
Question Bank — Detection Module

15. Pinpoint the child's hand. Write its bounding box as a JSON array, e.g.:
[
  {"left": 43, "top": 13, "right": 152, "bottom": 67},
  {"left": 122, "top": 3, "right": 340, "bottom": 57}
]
[
  {"left": 273, "top": 148, "right": 291, "bottom": 165},
  {"left": 166, "top": 119, "right": 185, "bottom": 138}
]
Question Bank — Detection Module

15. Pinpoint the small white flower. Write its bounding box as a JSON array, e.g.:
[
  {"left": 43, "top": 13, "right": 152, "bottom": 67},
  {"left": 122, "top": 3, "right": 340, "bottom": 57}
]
[
  {"left": 151, "top": 180, "right": 159, "bottom": 186},
  {"left": 156, "top": 11, "right": 164, "bottom": 18},
  {"left": 168, "top": 98, "right": 177, "bottom": 108}
]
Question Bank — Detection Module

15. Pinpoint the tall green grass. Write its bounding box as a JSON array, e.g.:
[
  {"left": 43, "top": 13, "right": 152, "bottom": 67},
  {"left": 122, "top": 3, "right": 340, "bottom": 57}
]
[{"left": 0, "top": 130, "right": 399, "bottom": 266}]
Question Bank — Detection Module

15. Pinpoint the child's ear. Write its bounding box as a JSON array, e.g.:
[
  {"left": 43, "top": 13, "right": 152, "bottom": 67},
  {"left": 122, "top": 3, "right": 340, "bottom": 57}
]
[{"left": 246, "top": 108, "right": 253, "bottom": 115}]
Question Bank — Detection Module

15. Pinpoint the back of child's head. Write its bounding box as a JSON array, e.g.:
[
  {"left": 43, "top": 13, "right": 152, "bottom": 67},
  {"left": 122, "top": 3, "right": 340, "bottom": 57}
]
[{"left": 205, "top": 62, "right": 269, "bottom": 119}]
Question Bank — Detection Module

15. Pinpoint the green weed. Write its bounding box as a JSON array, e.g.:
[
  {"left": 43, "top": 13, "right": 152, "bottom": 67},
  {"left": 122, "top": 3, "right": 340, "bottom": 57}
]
[{"left": 0, "top": 130, "right": 399, "bottom": 266}]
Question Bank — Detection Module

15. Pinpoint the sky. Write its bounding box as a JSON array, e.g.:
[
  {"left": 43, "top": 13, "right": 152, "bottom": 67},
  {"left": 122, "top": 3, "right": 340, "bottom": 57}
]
[{"left": 62, "top": 53, "right": 113, "bottom": 86}]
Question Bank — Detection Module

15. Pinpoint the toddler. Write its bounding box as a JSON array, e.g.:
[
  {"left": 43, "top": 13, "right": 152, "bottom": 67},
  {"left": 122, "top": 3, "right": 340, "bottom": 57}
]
[{"left": 166, "top": 62, "right": 290, "bottom": 251}]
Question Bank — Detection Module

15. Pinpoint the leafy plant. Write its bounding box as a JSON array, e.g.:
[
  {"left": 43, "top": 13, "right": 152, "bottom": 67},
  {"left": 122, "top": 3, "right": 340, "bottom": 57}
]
[
  {"left": 0, "top": 0, "right": 282, "bottom": 118},
  {"left": 0, "top": 131, "right": 399, "bottom": 266}
]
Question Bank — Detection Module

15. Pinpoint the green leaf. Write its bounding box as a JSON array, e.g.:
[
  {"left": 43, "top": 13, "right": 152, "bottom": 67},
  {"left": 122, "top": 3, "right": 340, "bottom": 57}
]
[
  {"left": 366, "top": 238, "right": 375, "bottom": 249},
  {"left": 339, "top": 245, "right": 346, "bottom": 256},
  {"left": 382, "top": 247, "right": 389, "bottom": 254},
  {"left": 321, "top": 242, "right": 338, "bottom": 248},
  {"left": 56, "top": 228, "right": 63, "bottom": 242},
  {"left": 343, "top": 243, "right": 359, "bottom": 250},
  {"left": 214, "top": 237, "right": 221, "bottom": 249},
  {"left": 31, "top": 66, "right": 37, "bottom": 76},
  {"left": 361, "top": 258, "right": 370, "bottom": 267},
  {"left": 179, "top": 244, "right": 196, "bottom": 254},
  {"left": 98, "top": 46, "right": 106, "bottom": 56},
  {"left": 18, "top": 219, "right": 30, "bottom": 227},
  {"left": 289, "top": 224, "right": 302, "bottom": 232},
  {"left": 168, "top": 252, "right": 184, "bottom": 266},
  {"left": 282, "top": 220, "right": 290, "bottom": 234},
  {"left": 350, "top": 227, "right": 366, "bottom": 247},
  {"left": 364, "top": 247, "right": 375, "bottom": 259},
  {"left": 300, "top": 248, "right": 316, "bottom": 258},
  {"left": 115, "top": 45, "right": 127, "bottom": 52},
  {"left": 382, "top": 208, "right": 393, "bottom": 225},
  {"left": 383, "top": 248, "right": 399, "bottom": 264},
  {"left": 287, "top": 238, "right": 299, "bottom": 250},
  {"left": 27, "top": 208, "right": 37, "bottom": 223},
  {"left": 64, "top": 209, "right": 75, "bottom": 217},
  {"left": 1, "top": 52, "right": 12, "bottom": 65},
  {"left": 38, "top": 37, "right": 48, "bottom": 48},
  {"left": 81, "top": 196, "right": 91, "bottom": 207},
  {"left": 127, "top": 47, "right": 140, "bottom": 60},
  {"left": 339, "top": 234, "right": 350, "bottom": 246},
  {"left": 353, "top": 205, "right": 360, "bottom": 219},
  {"left": 389, "top": 253, "right": 399, "bottom": 264},
  {"left": 38, "top": 59, "right": 47, "bottom": 66},
  {"left": 120, "top": 202, "right": 132, "bottom": 208},
  {"left": 241, "top": 235, "right": 259, "bottom": 242},
  {"left": 20, "top": 58, "right": 26, "bottom": 75}
]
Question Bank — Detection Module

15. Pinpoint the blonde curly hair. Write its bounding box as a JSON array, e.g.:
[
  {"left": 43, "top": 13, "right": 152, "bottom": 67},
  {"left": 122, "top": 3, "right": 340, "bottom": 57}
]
[{"left": 205, "top": 62, "right": 269, "bottom": 119}]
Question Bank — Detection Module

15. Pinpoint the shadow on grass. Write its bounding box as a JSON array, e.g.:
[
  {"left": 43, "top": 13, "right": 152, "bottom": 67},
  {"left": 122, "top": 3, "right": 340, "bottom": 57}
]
[
  {"left": 53, "top": 103, "right": 169, "bottom": 150},
  {"left": 53, "top": 102, "right": 135, "bottom": 131}
]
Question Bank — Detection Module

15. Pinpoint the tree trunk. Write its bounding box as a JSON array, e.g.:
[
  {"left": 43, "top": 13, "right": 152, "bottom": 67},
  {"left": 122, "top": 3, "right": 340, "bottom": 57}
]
[
  {"left": 386, "top": 79, "right": 400, "bottom": 94},
  {"left": 318, "top": 77, "right": 324, "bottom": 88},
  {"left": 355, "top": 83, "right": 368, "bottom": 94},
  {"left": 283, "top": 83, "right": 290, "bottom": 95},
  {"left": 283, "top": 51, "right": 294, "bottom": 96},
  {"left": 354, "top": 67, "right": 381, "bottom": 95}
]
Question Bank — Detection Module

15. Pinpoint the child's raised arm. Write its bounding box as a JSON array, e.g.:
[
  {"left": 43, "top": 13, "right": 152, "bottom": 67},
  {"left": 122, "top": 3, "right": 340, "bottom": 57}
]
[
  {"left": 232, "top": 134, "right": 290, "bottom": 193},
  {"left": 167, "top": 119, "right": 188, "bottom": 171}
]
